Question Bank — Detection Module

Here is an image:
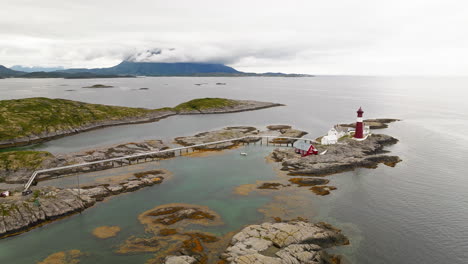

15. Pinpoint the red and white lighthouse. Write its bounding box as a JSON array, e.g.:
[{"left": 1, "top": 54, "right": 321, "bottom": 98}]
[{"left": 354, "top": 107, "right": 364, "bottom": 139}]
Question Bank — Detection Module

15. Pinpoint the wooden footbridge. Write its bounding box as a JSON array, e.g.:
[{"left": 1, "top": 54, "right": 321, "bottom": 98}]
[{"left": 23, "top": 135, "right": 317, "bottom": 192}]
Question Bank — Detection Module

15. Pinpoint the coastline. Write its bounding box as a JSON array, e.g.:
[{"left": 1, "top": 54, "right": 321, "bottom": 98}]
[
  {"left": 0, "top": 99, "right": 283, "bottom": 150},
  {"left": 0, "top": 121, "right": 401, "bottom": 262},
  {"left": 0, "top": 168, "right": 172, "bottom": 239}
]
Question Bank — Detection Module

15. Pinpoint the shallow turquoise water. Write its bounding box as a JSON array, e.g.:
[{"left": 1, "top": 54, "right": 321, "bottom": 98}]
[{"left": 0, "top": 146, "right": 283, "bottom": 263}]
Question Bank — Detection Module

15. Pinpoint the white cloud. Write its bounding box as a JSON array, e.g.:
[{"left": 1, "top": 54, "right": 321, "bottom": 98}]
[{"left": 0, "top": 0, "right": 467, "bottom": 75}]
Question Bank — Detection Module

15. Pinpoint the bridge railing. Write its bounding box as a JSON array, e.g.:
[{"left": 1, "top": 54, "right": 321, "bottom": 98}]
[{"left": 23, "top": 135, "right": 317, "bottom": 191}]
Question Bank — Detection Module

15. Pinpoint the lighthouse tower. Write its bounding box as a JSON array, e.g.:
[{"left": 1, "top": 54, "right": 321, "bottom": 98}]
[{"left": 354, "top": 107, "right": 364, "bottom": 139}]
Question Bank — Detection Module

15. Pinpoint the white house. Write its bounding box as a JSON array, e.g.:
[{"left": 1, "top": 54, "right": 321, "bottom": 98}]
[{"left": 321, "top": 125, "right": 348, "bottom": 145}]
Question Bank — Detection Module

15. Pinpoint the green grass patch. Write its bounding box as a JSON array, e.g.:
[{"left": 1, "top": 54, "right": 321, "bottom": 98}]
[
  {"left": 173, "top": 98, "right": 239, "bottom": 111},
  {"left": 0, "top": 150, "right": 53, "bottom": 170},
  {"left": 0, "top": 97, "right": 161, "bottom": 141}
]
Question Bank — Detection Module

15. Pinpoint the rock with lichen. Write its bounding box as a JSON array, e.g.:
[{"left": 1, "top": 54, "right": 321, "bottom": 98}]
[{"left": 221, "top": 221, "right": 348, "bottom": 264}]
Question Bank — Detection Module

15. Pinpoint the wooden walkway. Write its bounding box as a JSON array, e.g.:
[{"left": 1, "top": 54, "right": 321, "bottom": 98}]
[{"left": 24, "top": 135, "right": 316, "bottom": 191}]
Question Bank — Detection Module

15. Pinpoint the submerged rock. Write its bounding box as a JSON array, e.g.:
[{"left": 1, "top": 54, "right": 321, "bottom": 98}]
[
  {"left": 257, "top": 182, "right": 286, "bottom": 190},
  {"left": 289, "top": 178, "right": 330, "bottom": 186},
  {"left": 92, "top": 225, "right": 121, "bottom": 239},
  {"left": 310, "top": 186, "right": 337, "bottom": 196},
  {"left": 147, "top": 206, "right": 216, "bottom": 225},
  {"left": 116, "top": 236, "right": 163, "bottom": 254},
  {"left": 37, "top": 249, "right": 86, "bottom": 264}
]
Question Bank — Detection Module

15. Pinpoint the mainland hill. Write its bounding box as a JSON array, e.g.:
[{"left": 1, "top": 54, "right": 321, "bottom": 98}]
[
  {"left": 0, "top": 61, "right": 312, "bottom": 78},
  {"left": 60, "top": 61, "right": 241, "bottom": 76},
  {"left": 0, "top": 65, "right": 23, "bottom": 78}
]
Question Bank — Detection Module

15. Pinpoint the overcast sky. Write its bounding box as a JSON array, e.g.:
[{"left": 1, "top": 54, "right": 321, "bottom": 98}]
[{"left": 1, "top": 0, "right": 467, "bottom": 75}]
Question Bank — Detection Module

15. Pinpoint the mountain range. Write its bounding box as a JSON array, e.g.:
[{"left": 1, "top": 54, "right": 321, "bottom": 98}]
[
  {"left": 10, "top": 65, "right": 66, "bottom": 72},
  {"left": 0, "top": 61, "right": 312, "bottom": 78}
]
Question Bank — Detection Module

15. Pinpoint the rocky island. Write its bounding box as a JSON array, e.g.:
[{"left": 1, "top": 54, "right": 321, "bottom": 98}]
[
  {"left": 0, "top": 97, "right": 283, "bottom": 149},
  {"left": 174, "top": 125, "right": 307, "bottom": 150},
  {"left": 271, "top": 133, "right": 400, "bottom": 176},
  {"left": 0, "top": 169, "right": 171, "bottom": 238}
]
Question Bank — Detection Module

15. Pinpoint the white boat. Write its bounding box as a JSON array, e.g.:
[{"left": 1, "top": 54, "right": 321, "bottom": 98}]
[
  {"left": 319, "top": 150, "right": 328, "bottom": 155},
  {"left": 240, "top": 152, "right": 248, "bottom": 156}
]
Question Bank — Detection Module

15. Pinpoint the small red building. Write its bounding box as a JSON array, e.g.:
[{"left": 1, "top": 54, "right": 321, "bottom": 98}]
[{"left": 294, "top": 141, "right": 318, "bottom": 157}]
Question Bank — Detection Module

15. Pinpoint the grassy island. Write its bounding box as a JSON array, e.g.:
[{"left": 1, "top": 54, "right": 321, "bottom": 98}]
[
  {"left": 0, "top": 97, "right": 280, "bottom": 149},
  {"left": 0, "top": 97, "right": 161, "bottom": 143},
  {"left": 173, "top": 98, "right": 237, "bottom": 111}
]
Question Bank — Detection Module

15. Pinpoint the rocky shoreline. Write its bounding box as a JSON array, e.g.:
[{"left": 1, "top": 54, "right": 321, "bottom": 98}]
[
  {"left": 218, "top": 220, "right": 349, "bottom": 264},
  {"left": 0, "top": 99, "right": 283, "bottom": 149},
  {"left": 0, "top": 110, "right": 177, "bottom": 149},
  {"left": 156, "top": 217, "right": 349, "bottom": 264},
  {"left": 271, "top": 133, "right": 400, "bottom": 176},
  {"left": 174, "top": 126, "right": 307, "bottom": 151},
  {"left": 0, "top": 169, "right": 170, "bottom": 239},
  {"left": 1, "top": 140, "right": 174, "bottom": 184}
]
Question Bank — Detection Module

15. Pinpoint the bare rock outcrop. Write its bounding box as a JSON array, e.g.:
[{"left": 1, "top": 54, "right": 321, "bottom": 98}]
[
  {"left": 221, "top": 221, "right": 348, "bottom": 264},
  {"left": 174, "top": 126, "right": 261, "bottom": 150},
  {"left": 271, "top": 134, "right": 401, "bottom": 176},
  {"left": 0, "top": 169, "right": 170, "bottom": 238}
]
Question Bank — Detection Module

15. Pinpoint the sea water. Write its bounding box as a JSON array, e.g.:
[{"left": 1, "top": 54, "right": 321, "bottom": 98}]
[{"left": 0, "top": 76, "right": 467, "bottom": 263}]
